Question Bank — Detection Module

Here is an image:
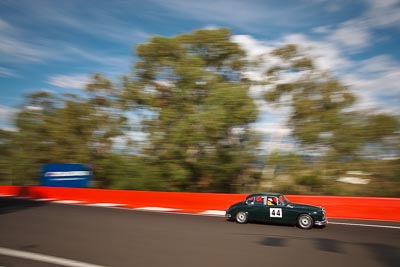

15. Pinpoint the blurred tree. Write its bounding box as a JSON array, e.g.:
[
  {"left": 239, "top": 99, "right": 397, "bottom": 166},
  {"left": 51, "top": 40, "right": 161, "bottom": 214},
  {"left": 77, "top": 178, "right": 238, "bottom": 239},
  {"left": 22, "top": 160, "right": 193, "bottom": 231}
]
[
  {"left": 122, "top": 29, "right": 259, "bottom": 192},
  {"left": 264, "top": 44, "right": 399, "bottom": 160},
  {"left": 3, "top": 30, "right": 397, "bottom": 195},
  {"left": 261, "top": 44, "right": 399, "bottom": 195},
  {"left": 0, "top": 129, "right": 14, "bottom": 184},
  {"left": 2, "top": 75, "right": 129, "bottom": 186}
]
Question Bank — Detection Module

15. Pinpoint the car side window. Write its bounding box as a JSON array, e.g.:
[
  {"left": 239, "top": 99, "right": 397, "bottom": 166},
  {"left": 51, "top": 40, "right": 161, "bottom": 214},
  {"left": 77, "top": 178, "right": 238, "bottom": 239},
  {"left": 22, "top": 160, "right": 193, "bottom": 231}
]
[
  {"left": 254, "top": 196, "right": 265, "bottom": 205},
  {"left": 267, "top": 196, "right": 278, "bottom": 206},
  {"left": 245, "top": 196, "right": 255, "bottom": 205},
  {"left": 278, "top": 196, "right": 287, "bottom": 206}
]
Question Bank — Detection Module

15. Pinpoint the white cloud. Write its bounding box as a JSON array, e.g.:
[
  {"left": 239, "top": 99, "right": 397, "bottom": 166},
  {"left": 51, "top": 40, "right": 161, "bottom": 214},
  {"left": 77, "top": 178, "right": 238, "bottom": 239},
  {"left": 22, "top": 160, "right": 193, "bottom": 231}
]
[
  {"left": 0, "top": 18, "right": 64, "bottom": 63},
  {"left": 152, "top": 0, "right": 272, "bottom": 29},
  {"left": 232, "top": 35, "right": 274, "bottom": 58},
  {"left": 312, "top": 25, "right": 331, "bottom": 34},
  {"left": 323, "top": 0, "right": 400, "bottom": 52},
  {"left": 64, "top": 46, "right": 131, "bottom": 72},
  {"left": 364, "top": 0, "right": 400, "bottom": 28},
  {"left": 282, "top": 34, "right": 353, "bottom": 72},
  {"left": 367, "top": 0, "right": 398, "bottom": 8},
  {"left": 0, "top": 18, "right": 14, "bottom": 31},
  {"left": 6, "top": 1, "right": 150, "bottom": 45},
  {"left": 47, "top": 74, "right": 90, "bottom": 89},
  {"left": 0, "top": 105, "right": 16, "bottom": 120},
  {"left": 150, "top": 0, "right": 327, "bottom": 32},
  {"left": 357, "top": 55, "right": 399, "bottom": 74},
  {"left": 329, "top": 22, "right": 371, "bottom": 49},
  {"left": 0, "top": 67, "right": 18, "bottom": 77},
  {"left": 343, "top": 75, "right": 400, "bottom": 114},
  {"left": 49, "top": 9, "right": 149, "bottom": 44},
  {"left": 341, "top": 54, "right": 400, "bottom": 113},
  {"left": 0, "top": 33, "right": 46, "bottom": 63},
  {"left": 0, "top": 18, "right": 131, "bottom": 73}
]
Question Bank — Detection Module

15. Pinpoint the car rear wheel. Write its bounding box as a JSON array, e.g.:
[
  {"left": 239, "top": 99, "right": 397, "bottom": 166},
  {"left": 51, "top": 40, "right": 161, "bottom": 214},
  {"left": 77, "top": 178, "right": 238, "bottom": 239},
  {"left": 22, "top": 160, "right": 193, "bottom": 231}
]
[
  {"left": 297, "top": 214, "right": 313, "bottom": 229},
  {"left": 236, "top": 211, "right": 248, "bottom": 224}
]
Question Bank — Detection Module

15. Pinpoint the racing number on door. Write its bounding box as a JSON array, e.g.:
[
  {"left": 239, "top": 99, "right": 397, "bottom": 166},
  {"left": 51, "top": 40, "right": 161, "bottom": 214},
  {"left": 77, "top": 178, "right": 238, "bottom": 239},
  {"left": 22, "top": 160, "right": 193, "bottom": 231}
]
[{"left": 270, "top": 208, "right": 282, "bottom": 218}]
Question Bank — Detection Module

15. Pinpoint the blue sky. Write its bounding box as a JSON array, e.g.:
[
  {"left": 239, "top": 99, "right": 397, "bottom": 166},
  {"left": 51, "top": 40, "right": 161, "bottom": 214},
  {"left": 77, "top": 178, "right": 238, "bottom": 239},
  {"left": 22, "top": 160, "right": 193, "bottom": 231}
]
[{"left": 1, "top": 0, "right": 399, "bottom": 142}]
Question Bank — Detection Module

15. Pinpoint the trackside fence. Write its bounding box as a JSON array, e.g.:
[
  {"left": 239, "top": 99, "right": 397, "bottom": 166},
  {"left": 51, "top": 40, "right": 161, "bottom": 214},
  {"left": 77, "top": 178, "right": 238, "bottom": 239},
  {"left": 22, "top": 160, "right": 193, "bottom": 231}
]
[{"left": 0, "top": 186, "right": 399, "bottom": 222}]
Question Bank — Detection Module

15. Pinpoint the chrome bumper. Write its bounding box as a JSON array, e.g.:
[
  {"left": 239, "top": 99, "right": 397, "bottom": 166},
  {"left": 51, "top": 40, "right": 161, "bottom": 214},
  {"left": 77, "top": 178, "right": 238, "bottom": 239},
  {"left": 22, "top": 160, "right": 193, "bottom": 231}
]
[
  {"left": 315, "top": 219, "right": 328, "bottom": 226},
  {"left": 225, "top": 213, "right": 232, "bottom": 218}
]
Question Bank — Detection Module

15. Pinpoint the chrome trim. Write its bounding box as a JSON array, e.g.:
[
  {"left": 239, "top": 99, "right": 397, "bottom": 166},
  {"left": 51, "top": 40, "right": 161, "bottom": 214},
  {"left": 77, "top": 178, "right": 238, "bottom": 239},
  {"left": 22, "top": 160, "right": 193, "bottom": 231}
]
[{"left": 314, "top": 219, "right": 328, "bottom": 226}]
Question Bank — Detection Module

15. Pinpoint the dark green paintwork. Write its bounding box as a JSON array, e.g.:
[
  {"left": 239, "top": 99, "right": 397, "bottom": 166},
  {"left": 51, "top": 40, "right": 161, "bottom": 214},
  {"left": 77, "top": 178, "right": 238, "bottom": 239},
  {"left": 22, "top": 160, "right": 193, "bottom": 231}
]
[{"left": 225, "top": 193, "right": 327, "bottom": 228}]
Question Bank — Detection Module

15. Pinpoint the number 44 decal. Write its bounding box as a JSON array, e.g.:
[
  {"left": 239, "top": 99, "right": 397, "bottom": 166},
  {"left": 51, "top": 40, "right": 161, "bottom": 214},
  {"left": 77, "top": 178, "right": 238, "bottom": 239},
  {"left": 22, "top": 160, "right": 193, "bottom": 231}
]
[{"left": 270, "top": 208, "right": 282, "bottom": 218}]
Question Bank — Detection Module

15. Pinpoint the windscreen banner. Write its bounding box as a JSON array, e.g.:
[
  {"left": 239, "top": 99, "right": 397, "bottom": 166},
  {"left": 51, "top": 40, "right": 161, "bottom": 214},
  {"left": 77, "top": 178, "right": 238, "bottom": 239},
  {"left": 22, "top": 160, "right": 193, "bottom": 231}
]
[{"left": 40, "top": 164, "right": 91, "bottom": 188}]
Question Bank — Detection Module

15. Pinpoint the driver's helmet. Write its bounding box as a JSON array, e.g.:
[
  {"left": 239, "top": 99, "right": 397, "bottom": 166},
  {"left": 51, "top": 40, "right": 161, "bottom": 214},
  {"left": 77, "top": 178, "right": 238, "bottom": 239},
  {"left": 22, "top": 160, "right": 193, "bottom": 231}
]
[{"left": 267, "top": 197, "right": 274, "bottom": 205}]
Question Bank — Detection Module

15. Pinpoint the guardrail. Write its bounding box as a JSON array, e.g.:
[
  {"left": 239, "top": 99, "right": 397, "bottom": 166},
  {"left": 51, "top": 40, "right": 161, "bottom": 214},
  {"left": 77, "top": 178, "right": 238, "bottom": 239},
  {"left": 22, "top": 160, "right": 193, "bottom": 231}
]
[{"left": 1, "top": 186, "right": 399, "bottom": 222}]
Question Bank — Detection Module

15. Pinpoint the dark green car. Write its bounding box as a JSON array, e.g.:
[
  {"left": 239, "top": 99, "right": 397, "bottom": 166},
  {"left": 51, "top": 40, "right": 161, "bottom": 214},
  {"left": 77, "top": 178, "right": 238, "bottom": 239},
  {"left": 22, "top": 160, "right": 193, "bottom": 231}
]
[{"left": 225, "top": 193, "right": 327, "bottom": 229}]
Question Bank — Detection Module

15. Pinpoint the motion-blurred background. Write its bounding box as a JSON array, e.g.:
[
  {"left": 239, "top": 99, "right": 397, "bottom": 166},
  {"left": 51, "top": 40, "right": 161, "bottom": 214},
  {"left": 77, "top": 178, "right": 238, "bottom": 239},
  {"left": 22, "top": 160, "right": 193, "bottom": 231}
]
[{"left": 0, "top": 0, "right": 399, "bottom": 196}]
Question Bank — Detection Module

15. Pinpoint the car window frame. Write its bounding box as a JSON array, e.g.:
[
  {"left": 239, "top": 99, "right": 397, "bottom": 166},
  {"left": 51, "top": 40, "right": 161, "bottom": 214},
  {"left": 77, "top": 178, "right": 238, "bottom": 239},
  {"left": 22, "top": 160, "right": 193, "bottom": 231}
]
[
  {"left": 254, "top": 195, "right": 266, "bottom": 206},
  {"left": 245, "top": 196, "right": 255, "bottom": 205}
]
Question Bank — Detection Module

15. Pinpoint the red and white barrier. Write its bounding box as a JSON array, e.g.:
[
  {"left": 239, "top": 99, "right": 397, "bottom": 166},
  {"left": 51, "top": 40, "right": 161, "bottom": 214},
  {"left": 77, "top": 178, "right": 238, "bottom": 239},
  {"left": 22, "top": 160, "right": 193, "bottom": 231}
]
[{"left": 1, "top": 186, "right": 399, "bottom": 222}]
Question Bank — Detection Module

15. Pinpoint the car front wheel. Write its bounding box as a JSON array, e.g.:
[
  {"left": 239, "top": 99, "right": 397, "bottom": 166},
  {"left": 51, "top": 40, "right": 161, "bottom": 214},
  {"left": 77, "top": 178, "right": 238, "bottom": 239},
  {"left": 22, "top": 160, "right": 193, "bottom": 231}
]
[
  {"left": 297, "top": 214, "right": 313, "bottom": 229},
  {"left": 236, "top": 211, "right": 248, "bottom": 224}
]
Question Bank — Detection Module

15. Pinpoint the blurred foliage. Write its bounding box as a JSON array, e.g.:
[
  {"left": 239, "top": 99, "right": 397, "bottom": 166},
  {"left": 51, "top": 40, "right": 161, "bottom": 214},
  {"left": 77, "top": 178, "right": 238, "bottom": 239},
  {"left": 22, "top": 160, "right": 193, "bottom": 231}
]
[
  {"left": 0, "top": 29, "right": 260, "bottom": 193},
  {"left": 0, "top": 81, "right": 128, "bottom": 186},
  {"left": 0, "top": 30, "right": 399, "bottom": 196},
  {"left": 126, "top": 28, "right": 259, "bottom": 192},
  {"left": 260, "top": 44, "right": 400, "bottom": 196}
]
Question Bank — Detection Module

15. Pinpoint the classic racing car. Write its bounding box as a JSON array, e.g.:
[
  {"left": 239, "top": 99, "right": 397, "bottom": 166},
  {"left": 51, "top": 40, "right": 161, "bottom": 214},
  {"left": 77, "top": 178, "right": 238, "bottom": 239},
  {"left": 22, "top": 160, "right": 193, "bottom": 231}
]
[{"left": 225, "top": 193, "right": 327, "bottom": 229}]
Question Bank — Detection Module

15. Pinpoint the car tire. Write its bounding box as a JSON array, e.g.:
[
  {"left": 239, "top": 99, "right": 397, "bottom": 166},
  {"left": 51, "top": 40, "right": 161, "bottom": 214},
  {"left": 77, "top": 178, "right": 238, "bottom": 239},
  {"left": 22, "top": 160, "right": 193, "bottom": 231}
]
[
  {"left": 236, "top": 211, "right": 248, "bottom": 224},
  {"left": 297, "top": 214, "right": 313, "bottom": 229}
]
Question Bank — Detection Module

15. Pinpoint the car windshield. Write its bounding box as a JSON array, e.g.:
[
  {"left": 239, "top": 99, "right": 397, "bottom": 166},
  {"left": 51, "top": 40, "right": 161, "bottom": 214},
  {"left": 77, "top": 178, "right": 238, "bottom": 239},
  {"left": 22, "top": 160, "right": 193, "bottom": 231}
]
[{"left": 279, "top": 195, "right": 290, "bottom": 205}]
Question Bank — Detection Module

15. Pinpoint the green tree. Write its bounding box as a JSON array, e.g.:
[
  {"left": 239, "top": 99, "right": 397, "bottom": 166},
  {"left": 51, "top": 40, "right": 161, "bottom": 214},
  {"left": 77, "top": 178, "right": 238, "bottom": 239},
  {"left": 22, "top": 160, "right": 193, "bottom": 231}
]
[
  {"left": 261, "top": 44, "right": 399, "bottom": 195},
  {"left": 3, "top": 74, "right": 129, "bottom": 186},
  {"left": 0, "top": 129, "right": 14, "bottom": 185},
  {"left": 265, "top": 44, "right": 398, "bottom": 159},
  {"left": 122, "top": 29, "right": 259, "bottom": 192}
]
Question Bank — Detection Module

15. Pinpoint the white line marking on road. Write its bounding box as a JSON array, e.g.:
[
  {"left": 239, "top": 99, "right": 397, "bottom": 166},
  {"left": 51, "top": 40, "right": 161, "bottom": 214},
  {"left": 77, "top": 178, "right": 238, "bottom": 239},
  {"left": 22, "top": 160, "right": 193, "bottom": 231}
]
[
  {"left": 134, "top": 207, "right": 182, "bottom": 212},
  {"left": 88, "top": 203, "right": 126, "bottom": 207},
  {"left": 199, "top": 210, "right": 226, "bottom": 216},
  {"left": 0, "top": 247, "right": 106, "bottom": 267},
  {"left": 329, "top": 222, "right": 400, "bottom": 229}
]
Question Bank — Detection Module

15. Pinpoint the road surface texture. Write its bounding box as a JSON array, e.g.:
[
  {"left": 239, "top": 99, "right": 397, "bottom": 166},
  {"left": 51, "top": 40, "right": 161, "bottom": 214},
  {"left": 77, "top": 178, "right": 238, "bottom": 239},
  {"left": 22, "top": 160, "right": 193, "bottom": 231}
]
[{"left": 0, "top": 197, "right": 399, "bottom": 267}]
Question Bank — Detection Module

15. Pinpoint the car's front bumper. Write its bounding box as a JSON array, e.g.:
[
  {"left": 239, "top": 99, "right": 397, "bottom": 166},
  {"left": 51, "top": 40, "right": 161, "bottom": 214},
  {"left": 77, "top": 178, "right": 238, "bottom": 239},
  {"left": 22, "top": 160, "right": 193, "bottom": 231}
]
[
  {"left": 225, "top": 213, "right": 232, "bottom": 219},
  {"left": 314, "top": 219, "right": 328, "bottom": 226}
]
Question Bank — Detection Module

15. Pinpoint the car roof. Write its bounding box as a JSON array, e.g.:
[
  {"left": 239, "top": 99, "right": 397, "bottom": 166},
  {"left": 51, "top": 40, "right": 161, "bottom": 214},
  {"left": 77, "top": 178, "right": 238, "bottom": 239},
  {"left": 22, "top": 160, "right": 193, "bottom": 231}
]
[{"left": 246, "top": 193, "right": 282, "bottom": 198}]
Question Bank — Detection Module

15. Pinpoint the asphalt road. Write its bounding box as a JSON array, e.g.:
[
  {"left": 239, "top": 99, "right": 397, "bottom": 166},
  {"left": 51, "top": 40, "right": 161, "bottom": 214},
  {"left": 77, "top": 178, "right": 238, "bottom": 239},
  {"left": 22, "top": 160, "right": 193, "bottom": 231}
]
[{"left": 0, "top": 197, "right": 399, "bottom": 267}]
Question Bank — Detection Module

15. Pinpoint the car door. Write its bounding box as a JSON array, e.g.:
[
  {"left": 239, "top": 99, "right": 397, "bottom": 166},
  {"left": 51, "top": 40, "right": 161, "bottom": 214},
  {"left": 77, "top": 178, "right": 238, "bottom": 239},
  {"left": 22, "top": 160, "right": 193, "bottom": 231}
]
[
  {"left": 247, "top": 195, "right": 269, "bottom": 222},
  {"left": 266, "top": 197, "right": 295, "bottom": 225},
  {"left": 265, "top": 196, "right": 287, "bottom": 224}
]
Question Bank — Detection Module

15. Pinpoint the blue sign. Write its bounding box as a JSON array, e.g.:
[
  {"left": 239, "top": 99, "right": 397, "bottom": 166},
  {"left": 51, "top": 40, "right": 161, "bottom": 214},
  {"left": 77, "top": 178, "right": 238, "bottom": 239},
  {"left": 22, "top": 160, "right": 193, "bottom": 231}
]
[{"left": 40, "top": 164, "right": 91, "bottom": 188}]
